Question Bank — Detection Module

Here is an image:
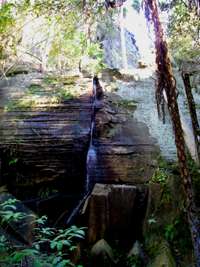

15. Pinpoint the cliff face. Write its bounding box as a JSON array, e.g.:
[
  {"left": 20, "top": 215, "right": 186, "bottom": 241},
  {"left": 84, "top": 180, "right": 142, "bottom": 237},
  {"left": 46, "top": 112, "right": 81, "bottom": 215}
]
[
  {"left": 96, "top": 14, "right": 139, "bottom": 70},
  {"left": 0, "top": 73, "right": 92, "bottom": 199},
  {"left": 98, "top": 7, "right": 200, "bottom": 162}
]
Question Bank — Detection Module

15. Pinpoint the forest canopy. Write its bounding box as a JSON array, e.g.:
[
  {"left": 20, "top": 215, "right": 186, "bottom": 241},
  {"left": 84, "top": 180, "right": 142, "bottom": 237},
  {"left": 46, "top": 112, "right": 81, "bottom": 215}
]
[{"left": 0, "top": 0, "right": 199, "bottom": 76}]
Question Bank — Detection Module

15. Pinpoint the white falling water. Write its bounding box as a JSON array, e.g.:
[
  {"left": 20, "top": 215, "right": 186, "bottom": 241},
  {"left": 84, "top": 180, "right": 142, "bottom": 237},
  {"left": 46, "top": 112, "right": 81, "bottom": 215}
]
[
  {"left": 85, "top": 121, "right": 97, "bottom": 192},
  {"left": 120, "top": 7, "right": 128, "bottom": 70},
  {"left": 67, "top": 79, "right": 98, "bottom": 224}
]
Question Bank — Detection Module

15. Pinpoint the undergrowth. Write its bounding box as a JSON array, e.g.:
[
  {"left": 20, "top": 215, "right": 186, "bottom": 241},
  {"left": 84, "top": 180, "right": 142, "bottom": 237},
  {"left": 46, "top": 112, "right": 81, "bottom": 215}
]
[{"left": 0, "top": 198, "right": 85, "bottom": 267}]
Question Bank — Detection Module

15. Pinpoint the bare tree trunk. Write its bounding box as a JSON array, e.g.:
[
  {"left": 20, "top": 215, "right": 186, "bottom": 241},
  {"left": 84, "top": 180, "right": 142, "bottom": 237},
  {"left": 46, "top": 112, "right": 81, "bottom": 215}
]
[
  {"left": 182, "top": 72, "right": 200, "bottom": 163},
  {"left": 143, "top": 0, "right": 200, "bottom": 265}
]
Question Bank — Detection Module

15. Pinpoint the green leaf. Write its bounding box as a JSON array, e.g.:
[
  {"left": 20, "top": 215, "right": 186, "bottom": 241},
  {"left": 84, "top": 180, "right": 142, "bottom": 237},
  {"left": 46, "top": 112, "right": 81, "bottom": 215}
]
[{"left": 57, "top": 241, "right": 63, "bottom": 251}]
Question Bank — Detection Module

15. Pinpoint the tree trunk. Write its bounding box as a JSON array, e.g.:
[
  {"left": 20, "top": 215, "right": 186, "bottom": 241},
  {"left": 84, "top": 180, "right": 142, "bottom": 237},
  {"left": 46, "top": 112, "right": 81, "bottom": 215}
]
[
  {"left": 182, "top": 72, "right": 200, "bottom": 164},
  {"left": 143, "top": 0, "right": 200, "bottom": 265}
]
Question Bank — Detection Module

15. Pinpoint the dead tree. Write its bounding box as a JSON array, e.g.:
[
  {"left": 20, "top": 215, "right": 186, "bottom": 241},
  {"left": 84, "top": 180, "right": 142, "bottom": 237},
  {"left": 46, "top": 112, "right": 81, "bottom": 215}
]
[
  {"left": 105, "top": 0, "right": 126, "bottom": 8},
  {"left": 182, "top": 72, "right": 200, "bottom": 163},
  {"left": 143, "top": 0, "right": 200, "bottom": 265}
]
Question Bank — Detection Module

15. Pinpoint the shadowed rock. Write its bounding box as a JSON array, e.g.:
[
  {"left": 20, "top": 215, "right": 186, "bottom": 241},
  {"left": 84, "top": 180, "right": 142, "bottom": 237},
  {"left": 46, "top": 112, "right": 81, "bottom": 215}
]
[
  {"left": 0, "top": 73, "right": 93, "bottom": 197},
  {"left": 86, "top": 183, "right": 147, "bottom": 246}
]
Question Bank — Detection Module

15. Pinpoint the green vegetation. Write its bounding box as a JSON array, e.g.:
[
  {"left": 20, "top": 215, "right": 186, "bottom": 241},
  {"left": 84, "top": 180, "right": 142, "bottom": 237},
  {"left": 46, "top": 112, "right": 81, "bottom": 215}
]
[
  {"left": 27, "top": 84, "right": 44, "bottom": 95},
  {"left": 4, "top": 75, "right": 81, "bottom": 112},
  {"left": 117, "top": 99, "right": 138, "bottom": 110},
  {"left": 0, "top": 199, "right": 85, "bottom": 267},
  {"left": 145, "top": 156, "right": 193, "bottom": 264},
  {"left": 127, "top": 254, "right": 143, "bottom": 267},
  {"left": 168, "top": 0, "right": 200, "bottom": 65},
  {"left": 150, "top": 168, "right": 168, "bottom": 185},
  {"left": 4, "top": 98, "right": 38, "bottom": 111},
  {"left": 0, "top": 0, "right": 109, "bottom": 76}
]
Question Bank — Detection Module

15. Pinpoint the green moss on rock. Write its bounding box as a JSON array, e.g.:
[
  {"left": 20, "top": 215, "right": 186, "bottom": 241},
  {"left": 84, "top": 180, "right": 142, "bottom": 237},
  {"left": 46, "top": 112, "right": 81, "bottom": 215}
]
[{"left": 147, "top": 241, "right": 176, "bottom": 267}]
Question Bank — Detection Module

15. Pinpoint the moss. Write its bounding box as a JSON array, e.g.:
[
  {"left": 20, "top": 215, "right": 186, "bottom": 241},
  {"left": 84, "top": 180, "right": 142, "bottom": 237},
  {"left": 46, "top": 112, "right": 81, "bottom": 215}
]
[
  {"left": 27, "top": 84, "right": 44, "bottom": 95},
  {"left": 117, "top": 99, "right": 138, "bottom": 110},
  {"left": 43, "top": 75, "right": 59, "bottom": 85},
  {"left": 56, "top": 88, "right": 75, "bottom": 101},
  {"left": 147, "top": 240, "right": 176, "bottom": 267},
  {"left": 43, "top": 75, "right": 78, "bottom": 86},
  {"left": 60, "top": 76, "right": 78, "bottom": 85},
  {"left": 186, "top": 157, "right": 200, "bottom": 207},
  {"left": 4, "top": 99, "right": 37, "bottom": 111},
  {"left": 144, "top": 155, "right": 193, "bottom": 266}
]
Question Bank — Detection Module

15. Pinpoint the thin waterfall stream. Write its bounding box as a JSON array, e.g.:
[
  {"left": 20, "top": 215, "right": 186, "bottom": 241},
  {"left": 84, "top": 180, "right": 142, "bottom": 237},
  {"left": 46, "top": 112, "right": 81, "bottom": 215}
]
[{"left": 66, "top": 76, "right": 102, "bottom": 225}]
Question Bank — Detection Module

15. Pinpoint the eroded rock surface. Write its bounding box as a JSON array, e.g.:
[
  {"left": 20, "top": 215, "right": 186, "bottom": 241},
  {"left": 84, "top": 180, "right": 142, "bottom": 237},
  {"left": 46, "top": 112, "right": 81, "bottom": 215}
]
[
  {"left": 0, "top": 73, "right": 93, "bottom": 197},
  {"left": 90, "top": 92, "right": 159, "bottom": 186}
]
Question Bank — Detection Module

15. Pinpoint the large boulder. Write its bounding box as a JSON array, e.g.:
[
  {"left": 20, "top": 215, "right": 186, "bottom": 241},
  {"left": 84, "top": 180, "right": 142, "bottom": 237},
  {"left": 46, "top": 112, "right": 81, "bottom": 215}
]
[
  {"left": 91, "top": 239, "right": 116, "bottom": 267},
  {"left": 92, "top": 92, "right": 158, "bottom": 185},
  {"left": 86, "top": 183, "right": 147, "bottom": 246}
]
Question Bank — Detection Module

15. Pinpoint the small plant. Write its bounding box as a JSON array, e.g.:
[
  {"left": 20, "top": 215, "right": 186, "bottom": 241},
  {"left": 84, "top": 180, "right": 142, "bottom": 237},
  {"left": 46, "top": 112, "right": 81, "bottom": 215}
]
[
  {"left": 150, "top": 168, "right": 168, "bottom": 185},
  {"left": 148, "top": 215, "right": 157, "bottom": 225},
  {"left": 8, "top": 158, "right": 18, "bottom": 166},
  {"left": 0, "top": 199, "right": 86, "bottom": 267},
  {"left": 37, "top": 187, "right": 58, "bottom": 199},
  {"left": 164, "top": 219, "right": 180, "bottom": 243},
  {"left": 127, "top": 254, "right": 143, "bottom": 267},
  {"left": 0, "top": 198, "right": 26, "bottom": 224}
]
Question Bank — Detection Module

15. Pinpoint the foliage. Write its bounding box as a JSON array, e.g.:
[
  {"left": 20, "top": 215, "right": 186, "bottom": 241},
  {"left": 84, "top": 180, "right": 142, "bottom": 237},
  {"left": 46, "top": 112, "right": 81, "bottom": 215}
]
[
  {"left": 0, "top": 2, "right": 16, "bottom": 63},
  {"left": 164, "top": 219, "right": 179, "bottom": 242},
  {"left": 150, "top": 167, "right": 168, "bottom": 185},
  {"left": 163, "top": 213, "right": 192, "bottom": 255},
  {"left": 0, "top": 1, "right": 29, "bottom": 73},
  {"left": 0, "top": 0, "right": 107, "bottom": 75},
  {"left": 117, "top": 99, "right": 138, "bottom": 109},
  {"left": 127, "top": 254, "right": 143, "bottom": 267},
  {"left": 0, "top": 198, "right": 26, "bottom": 223},
  {"left": 0, "top": 199, "right": 85, "bottom": 267},
  {"left": 168, "top": 0, "right": 200, "bottom": 64}
]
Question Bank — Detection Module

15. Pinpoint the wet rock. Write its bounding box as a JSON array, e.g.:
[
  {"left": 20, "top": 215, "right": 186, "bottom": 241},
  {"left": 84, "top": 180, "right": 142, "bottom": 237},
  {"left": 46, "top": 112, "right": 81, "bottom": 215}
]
[
  {"left": 86, "top": 183, "right": 140, "bottom": 245},
  {"left": 147, "top": 241, "right": 176, "bottom": 267},
  {"left": 127, "top": 240, "right": 147, "bottom": 267},
  {"left": 128, "top": 240, "right": 142, "bottom": 258},
  {"left": 91, "top": 239, "right": 116, "bottom": 266}
]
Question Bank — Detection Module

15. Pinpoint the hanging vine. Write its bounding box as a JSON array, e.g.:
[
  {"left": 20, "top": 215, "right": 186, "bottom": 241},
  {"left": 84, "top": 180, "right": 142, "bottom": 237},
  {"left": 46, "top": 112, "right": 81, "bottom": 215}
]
[{"left": 143, "top": 0, "right": 200, "bottom": 265}]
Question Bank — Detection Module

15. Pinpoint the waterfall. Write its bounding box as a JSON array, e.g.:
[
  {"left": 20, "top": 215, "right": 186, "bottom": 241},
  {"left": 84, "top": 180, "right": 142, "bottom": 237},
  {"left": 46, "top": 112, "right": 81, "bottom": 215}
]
[
  {"left": 66, "top": 77, "right": 102, "bottom": 225},
  {"left": 120, "top": 7, "right": 128, "bottom": 70},
  {"left": 85, "top": 76, "right": 100, "bottom": 192},
  {"left": 85, "top": 122, "right": 97, "bottom": 192}
]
